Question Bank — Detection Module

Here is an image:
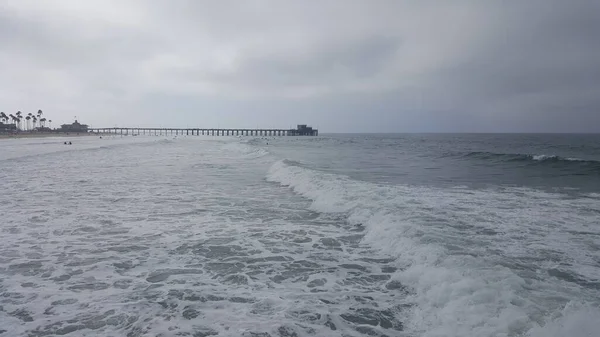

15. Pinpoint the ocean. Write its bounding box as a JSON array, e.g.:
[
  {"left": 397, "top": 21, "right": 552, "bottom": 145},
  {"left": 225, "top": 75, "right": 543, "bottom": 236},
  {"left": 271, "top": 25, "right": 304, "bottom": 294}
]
[{"left": 1, "top": 133, "right": 599, "bottom": 337}]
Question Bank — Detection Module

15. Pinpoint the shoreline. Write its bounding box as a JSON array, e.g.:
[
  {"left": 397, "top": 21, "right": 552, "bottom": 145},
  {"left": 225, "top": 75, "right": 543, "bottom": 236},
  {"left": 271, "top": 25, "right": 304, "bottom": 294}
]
[{"left": 0, "top": 132, "right": 103, "bottom": 140}]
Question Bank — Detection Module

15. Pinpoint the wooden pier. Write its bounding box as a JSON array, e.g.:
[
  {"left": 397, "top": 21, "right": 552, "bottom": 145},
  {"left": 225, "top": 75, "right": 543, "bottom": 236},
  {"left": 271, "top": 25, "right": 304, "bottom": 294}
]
[{"left": 88, "top": 124, "right": 318, "bottom": 137}]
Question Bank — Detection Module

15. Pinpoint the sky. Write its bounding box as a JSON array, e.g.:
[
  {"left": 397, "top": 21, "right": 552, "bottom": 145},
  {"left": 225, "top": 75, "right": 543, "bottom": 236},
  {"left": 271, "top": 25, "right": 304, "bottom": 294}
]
[{"left": 0, "top": 0, "right": 599, "bottom": 133}]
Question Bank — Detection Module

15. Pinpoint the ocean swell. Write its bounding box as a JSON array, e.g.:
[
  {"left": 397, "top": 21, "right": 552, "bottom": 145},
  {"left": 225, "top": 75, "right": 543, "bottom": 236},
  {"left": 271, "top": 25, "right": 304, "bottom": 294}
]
[{"left": 464, "top": 151, "right": 600, "bottom": 165}]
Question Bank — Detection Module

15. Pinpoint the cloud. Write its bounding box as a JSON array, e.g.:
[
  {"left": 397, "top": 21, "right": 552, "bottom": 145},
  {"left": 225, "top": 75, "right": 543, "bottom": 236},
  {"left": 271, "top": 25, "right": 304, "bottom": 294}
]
[{"left": 0, "top": 0, "right": 598, "bottom": 132}]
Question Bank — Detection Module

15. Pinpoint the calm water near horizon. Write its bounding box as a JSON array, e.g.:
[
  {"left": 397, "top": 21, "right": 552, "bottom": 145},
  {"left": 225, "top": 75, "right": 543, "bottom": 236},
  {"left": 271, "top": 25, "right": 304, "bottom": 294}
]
[{"left": 1, "top": 133, "right": 599, "bottom": 336}]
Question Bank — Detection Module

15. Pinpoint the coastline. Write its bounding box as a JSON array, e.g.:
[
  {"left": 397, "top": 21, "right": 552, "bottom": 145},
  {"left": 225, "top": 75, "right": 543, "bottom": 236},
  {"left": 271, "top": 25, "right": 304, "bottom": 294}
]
[{"left": 0, "top": 132, "right": 101, "bottom": 140}]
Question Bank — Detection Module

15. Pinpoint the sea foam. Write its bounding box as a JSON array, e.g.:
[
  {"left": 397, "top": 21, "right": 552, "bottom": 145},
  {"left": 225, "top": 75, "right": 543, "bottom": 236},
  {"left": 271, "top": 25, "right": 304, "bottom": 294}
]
[{"left": 267, "top": 159, "right": 600, "bottom": 337}]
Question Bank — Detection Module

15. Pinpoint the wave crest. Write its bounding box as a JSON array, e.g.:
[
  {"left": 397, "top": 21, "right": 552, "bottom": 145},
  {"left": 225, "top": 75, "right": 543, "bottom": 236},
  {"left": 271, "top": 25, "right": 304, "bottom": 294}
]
[
  {"left": 465, "top": 151, "right": 600, "bottom": 167},
  {"left": 266, "top": 159, "right": 600, "bottom": 337},
  {"left": 222, "top": 142, "right": 270, "bottom": 159}
]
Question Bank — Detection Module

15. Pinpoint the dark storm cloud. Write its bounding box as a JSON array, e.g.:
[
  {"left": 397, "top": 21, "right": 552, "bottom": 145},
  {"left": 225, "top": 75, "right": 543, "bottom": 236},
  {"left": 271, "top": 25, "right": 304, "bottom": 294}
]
[{"left": 0, "top": 0, "right": 598, "bottom": 131}]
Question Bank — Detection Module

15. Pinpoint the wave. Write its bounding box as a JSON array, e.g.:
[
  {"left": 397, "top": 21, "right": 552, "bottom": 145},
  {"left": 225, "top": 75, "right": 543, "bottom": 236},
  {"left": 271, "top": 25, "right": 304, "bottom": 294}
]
[
  {"left": 245, "top": 148, "right": 270, "bottom": 159},
  {"left": 222, "top": 142, "right": 270, "bottom": 159},
  {"left": 266, "top": 159, "right": 600, "bottom": 337},
  {"left": 464, "top": 151, "right": 600, "bottom": 165}
]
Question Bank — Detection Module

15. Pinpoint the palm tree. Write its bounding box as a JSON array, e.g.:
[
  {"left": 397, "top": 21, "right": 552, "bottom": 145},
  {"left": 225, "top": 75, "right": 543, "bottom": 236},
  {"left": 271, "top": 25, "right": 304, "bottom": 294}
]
[
  {"left": 49, "top": 120, "right": 52, "bottom": 129},
  {"left": 25, "top": 116, "right": 31, "bottom": 131},
  {"left": 12, "top": 115, "right": 20, "bottom": 129},
  {"left": 32, "top": 116, "right": 38, "bottom": 130},
  {"left": 16, "top": 111, "right": 22, "bottom": 130},
  {"left": 40, "top": 118, "right": 47, "bottom": 128},
  {"left": 37, "top": 110, "right": 43, "bottom": 119},
  {"left": 0, "top": 112, "right": 7, "bottom": 124}
]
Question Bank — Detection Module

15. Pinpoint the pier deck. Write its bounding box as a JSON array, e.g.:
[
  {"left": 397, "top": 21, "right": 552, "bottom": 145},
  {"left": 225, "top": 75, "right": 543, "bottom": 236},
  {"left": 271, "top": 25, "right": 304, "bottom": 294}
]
[{"left": 88, "top": 125, "right": 318, "bottom": 137}]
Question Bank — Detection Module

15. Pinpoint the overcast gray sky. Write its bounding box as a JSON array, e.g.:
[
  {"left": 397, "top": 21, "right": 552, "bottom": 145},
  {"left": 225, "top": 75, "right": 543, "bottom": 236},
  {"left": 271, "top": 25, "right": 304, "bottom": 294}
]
[{"left": 1, "top": 0, "right": 598, "bottom": 132}]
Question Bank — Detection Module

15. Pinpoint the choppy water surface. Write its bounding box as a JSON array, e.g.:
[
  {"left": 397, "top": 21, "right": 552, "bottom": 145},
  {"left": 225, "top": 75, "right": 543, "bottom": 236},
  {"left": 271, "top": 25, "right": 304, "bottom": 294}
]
[{"left": 1, "top": 134, "right": 599, "bottom": 337}]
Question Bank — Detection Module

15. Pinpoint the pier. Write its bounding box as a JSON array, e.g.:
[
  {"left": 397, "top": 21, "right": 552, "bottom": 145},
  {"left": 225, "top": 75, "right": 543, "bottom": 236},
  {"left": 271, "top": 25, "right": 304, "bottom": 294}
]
[{"left": 88, "top": 124, "right": 318, "bottom": 137}]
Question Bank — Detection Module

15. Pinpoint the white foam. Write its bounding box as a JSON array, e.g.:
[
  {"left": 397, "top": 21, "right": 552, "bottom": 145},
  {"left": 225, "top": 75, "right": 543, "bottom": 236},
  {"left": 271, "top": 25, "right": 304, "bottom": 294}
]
[
  {"left": 267, "top": 159, "right": 600, "bottom": 337},
  {"left": 3, "top": 136, "right": 598, "bottom": 337},
  {"left": 221, "top": 142, "right": 270, "bottom": 159},
  {"left": 531, "top": 154, "right": 589, "bottom": 162},
  {"left": 527, "top": 302, "right": 600, "bottom": 337},
  {"left": 531, "top": 154, "right": 557, "bottom": 161},
  {"left": 3, "top": 138, "right": 404, "bottom": 337}
]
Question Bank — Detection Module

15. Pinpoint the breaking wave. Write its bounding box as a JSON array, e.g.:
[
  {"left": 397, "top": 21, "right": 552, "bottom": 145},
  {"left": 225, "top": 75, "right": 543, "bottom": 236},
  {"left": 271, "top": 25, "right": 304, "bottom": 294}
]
[
  {"left": 222, "top": 142, "right": 270, "bottom": 159},
  {"left": 464, "top": 151, "right": 598, "bottom": 164},
  {"left": 266, "top": 159, "right": 600, "bottom": 337},
  {"left": 463, "top": 151, "right": 600, "bottom": 174}
]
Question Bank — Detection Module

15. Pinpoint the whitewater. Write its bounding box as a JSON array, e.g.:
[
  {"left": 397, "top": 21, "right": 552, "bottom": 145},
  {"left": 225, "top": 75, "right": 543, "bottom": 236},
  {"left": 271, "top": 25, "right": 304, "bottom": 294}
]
[{"left": 1, "top": 134, "right": 599, "bottom": 337}]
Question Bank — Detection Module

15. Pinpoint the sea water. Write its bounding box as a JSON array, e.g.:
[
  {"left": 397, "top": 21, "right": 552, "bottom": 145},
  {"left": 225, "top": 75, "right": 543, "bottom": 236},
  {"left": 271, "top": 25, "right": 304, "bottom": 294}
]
[{"left": 1, "top": 133, "right": 599, "bottom": 337}]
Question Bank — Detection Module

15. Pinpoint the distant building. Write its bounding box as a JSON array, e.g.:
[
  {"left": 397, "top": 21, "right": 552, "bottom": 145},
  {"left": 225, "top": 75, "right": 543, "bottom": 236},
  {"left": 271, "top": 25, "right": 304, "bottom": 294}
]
[
  {"left": 0, "top": 122, "right": 17, "bottom": 132},
  {"left": 289, "top": 124, "right": 318, "bottom": 136},
  {"left": 60, "top": 120, "right": 88, "bottom": 133}
]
